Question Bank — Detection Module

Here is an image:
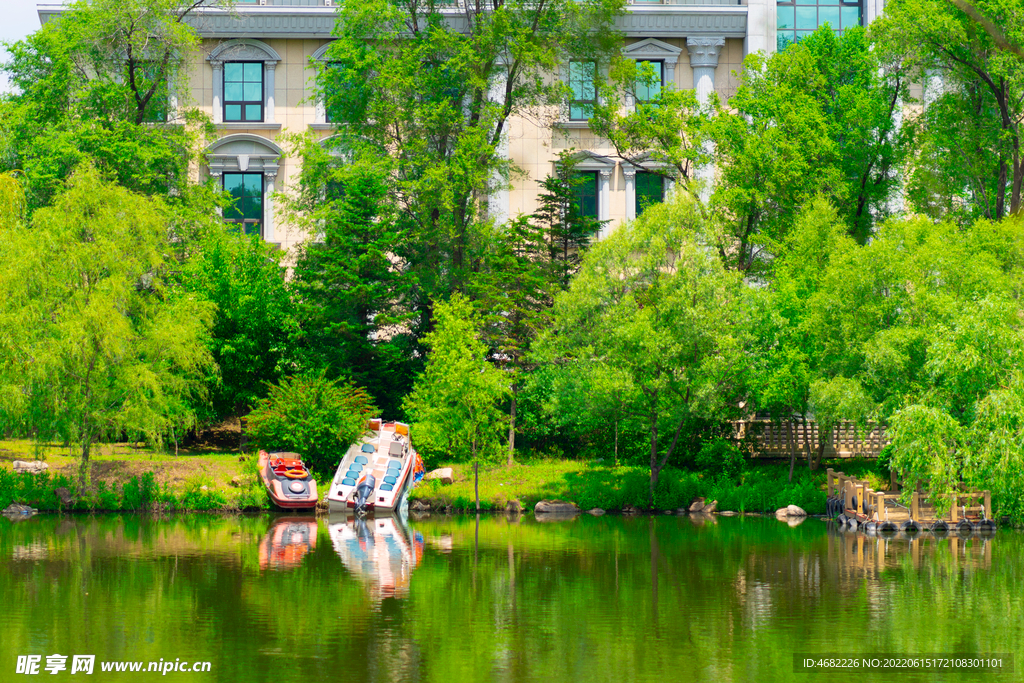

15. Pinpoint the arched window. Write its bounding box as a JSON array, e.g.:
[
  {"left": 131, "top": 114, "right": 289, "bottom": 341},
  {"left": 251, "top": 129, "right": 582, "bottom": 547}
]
[
  {"left": 207, "top": 39, "right": 282, "bottom": 126},
  {"left": 206, "top": 134, "right": 283, "bottom": 244}
]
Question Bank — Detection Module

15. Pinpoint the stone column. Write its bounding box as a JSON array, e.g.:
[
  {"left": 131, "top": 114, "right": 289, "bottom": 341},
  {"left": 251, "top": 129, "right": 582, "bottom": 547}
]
[
  {"left": 264, "top": 62, "right": 277, "bottom": 124},
  {"left": 686, "top": 37, "right": 725, "bottom": 200},
  {"left": 623, "top": 166, "right": 637, "bottom": 221},
  {"left": 686, "top": 37, "right": 725, "bottom": 107},
  {"left": 488, "top": 66, "right": 510, "bottom": 227},
  {"left": 598, "top": 168, "right": 612, "bottom": 238},
  {"left": 263, "top": 168, "right": 278, "bottom": 244},
  {"left": 211, "top": 60, "right": 223, "bottom": 124}
]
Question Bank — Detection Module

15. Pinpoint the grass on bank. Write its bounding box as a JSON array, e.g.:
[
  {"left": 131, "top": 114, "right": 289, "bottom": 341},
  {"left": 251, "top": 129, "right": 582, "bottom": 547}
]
[
  {"left": 2, "top": 435, "right": 891, "bottom": 515},
  {"left": 409, "top": 457, "right": 888, "bottom": 514}
]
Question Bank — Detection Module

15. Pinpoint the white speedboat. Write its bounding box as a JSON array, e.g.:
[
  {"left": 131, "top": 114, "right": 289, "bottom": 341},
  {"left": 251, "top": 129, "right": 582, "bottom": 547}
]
[{"left": 327, "top": 419, "right": 422, "bottom": 513}]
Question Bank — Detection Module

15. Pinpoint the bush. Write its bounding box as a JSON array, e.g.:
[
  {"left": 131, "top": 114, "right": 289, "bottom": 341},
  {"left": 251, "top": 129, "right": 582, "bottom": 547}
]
[
  {"left": 695, "top": 438, "right": 745, "bottom": 480},
  {"left": 0, "top": 470, "right": 78, "bottom": 511},
  {"left": 121, "top": 473, "right": 158, "bottom": 511},
  {"left": 247, "top": 370, "right": 378, "bottom": 479}
]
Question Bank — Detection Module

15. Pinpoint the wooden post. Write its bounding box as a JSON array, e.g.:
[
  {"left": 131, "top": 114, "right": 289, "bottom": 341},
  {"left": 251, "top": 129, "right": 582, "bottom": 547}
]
[
  {"left": 857, "top": 482, "right": 865, "bottom": 516},
  {"left": 911, "top": 491, "right": 919, "bottom": 521},
  {"left": 984, "top": 490, "right": 992, "bottom": 520},
  {"left": 827, "top": 469, "right": 835, "bottom": 497},
  {"left": 951, "top": 495, "right": 958, "bottom": 523}
]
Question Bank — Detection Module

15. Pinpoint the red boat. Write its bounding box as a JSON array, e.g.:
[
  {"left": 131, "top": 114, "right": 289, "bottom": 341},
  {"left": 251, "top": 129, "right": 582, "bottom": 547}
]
[{"left": 258, "top": 451, "right": 319, "bottom": 510}]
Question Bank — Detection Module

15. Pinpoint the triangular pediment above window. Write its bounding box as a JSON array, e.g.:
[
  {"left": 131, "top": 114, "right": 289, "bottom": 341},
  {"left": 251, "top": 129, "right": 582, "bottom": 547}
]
[{"left": 621, "top": 38, "right": 683, "bottom": 65}]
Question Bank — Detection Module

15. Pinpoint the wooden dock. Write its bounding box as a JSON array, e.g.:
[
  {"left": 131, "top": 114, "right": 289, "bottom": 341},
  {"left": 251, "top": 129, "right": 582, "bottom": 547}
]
[{"left": 826, "top": 468, "right": 995, "bottom": 529}]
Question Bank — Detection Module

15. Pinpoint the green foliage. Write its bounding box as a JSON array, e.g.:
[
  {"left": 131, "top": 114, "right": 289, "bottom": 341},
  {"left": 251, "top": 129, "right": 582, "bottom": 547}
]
[
  {"left": 120, "top": 473, "right": 159, "bottom": 511},
  {"left": 178, "top": 474, "right": 228, "bottom": 512},
  {"left": 695, "top": 439, "right": 745, "bottom": 481},
  {"left": 873, "top": 0, "right": 1024, "bottom": 220},
  {"left": 311, "top": 0, "right": 624, "bottom": 341},
  {"left": 1, "top": 0, "right": 216, "bottom": 210},
  {"left": 247, "top": 371, "right": 377, "bottom": 480},
  {"left": 0, "top": 470, "right": 77, "bottom": 511},
  {"left": 0, "top": 166, "right": 216, "bottom": 484},
  {"left": 405, "top": 294, "right": 509, "bottom": 466},
  {"left": 286, "top": 152, "right": 418, "bottom": 418},
  {"left": 180, "top": 228, "right": 297, "bottom": 420},
  {"left": 538, "top": 195, "right": 749, "bottom": 507}
]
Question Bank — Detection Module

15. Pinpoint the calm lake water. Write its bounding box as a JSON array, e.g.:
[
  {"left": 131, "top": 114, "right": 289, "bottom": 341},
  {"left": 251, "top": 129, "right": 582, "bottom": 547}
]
[{"left": 0, "top": 512, "right": 1020, "bottom": 682}]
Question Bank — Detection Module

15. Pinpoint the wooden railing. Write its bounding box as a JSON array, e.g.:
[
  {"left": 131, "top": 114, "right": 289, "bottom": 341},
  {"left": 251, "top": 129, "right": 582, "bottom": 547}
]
[
  {"left": 734, "top": 419, "right": 888, "bottom": 459},
  {"left": 827, "top": 468, "right": 992, "bottom": 524}
]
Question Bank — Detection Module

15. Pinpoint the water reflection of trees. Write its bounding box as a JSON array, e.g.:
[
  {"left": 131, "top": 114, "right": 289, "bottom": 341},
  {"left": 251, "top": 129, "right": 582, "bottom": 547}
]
[{"left": 1, "top": 514, "right": 1019, "bottom": 683}]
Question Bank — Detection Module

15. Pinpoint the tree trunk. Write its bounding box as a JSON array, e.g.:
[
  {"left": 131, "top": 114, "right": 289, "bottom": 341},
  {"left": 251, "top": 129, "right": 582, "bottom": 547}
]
[
  {"left": 474, "top": 461, "right": 480, "bottom": 512},
  {"left": 787, "top": 416, "right": 796, "bottom": 483},
  {"left": 79, "top": 438, "right": 91, "bottom": 488},
  {"left": 507, "top": 383, "right": 516, "bottom": 467},
  {"left": 802, "top": 416, "right": 817, "bottom": 471},
  {"left": 648, "top": 403, "right": 659, "bottom": 510},
  {"left": 614, "top": 417, "right": 619, "bottom": 467}
]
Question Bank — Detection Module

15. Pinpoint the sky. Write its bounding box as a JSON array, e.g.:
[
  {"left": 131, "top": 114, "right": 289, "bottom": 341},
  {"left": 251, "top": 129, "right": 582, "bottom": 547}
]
[{"left": 0, "top": 0, "right": 49, "bottom": 94}]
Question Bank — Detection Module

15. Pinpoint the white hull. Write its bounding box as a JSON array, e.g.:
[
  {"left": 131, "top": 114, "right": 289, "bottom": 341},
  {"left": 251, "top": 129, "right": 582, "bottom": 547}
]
[{"left": 326, "top": 421, "right": 418, "bottom": 513}]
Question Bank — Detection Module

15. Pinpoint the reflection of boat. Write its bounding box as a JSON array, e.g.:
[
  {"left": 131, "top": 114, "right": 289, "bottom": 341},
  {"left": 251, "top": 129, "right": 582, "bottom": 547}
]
[
  {"left": 327, "top": 420, "right": 424, "bottom": 513},
  {"left": 328, "top": 512, "right": 424, "bottom": 600},
  {"left": 258, "top": 517, "right": 318, "bottom": 570},
  {"left": 258, "top": 451, "right": 319, "bottom": 510}
]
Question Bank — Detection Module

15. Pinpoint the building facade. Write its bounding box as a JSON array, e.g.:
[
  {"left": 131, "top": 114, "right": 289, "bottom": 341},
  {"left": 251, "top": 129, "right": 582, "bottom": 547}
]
[{"left": 37, "top": 0, "right": 879, "bottom": 250}]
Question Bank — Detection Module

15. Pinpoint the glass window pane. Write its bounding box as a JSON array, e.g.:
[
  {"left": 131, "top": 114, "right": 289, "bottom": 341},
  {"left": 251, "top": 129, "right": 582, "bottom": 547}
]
[
  {"left": 224, "top": 62, "right": 242, "bottom": 81},
  {"left": 224, "top": 83, "right": 242, "bottom": 101},
  {"left": 243, "top": 82, "right": 262, "bottom": 101},
  {"left": 635, "top": 172, "right": 663, "bottom": 217},
  {"left": 777, "top": 31, "right": 796, "bottom": 52},
  {"left": 796, "top": 6, "right": 817, "bottom": 29},
  {"left": 819, "top": 6, "right": 840, "bottom": 26},
  {"left": 225, "top": 104, "right": 241, "bottom": 121},
  {"left": 245, "top": 104, "right": 262, "bottom": 121},
  {"left": 841, "top": 5, "right": 860, "bottom": 27},
  {"left": 570, "top": 104, "right": 591, "bottom": 120},
  {"left": 795, "top": 0, "right": 816, "bottom": 4},
  {"left": 573, "top": 171, "right": 598, "bottom": 219},
  {"left": 243, "top": 63, "right": 262, "bottom": 83},
  {"left": 818, "top": 0, "right": 840, "bottom": 4},
  {"left": 636, "top": 61, "right": 662, "bottom": 102},
  {"left": 778, "top": 6, "right": 795, "bottom": 29}
]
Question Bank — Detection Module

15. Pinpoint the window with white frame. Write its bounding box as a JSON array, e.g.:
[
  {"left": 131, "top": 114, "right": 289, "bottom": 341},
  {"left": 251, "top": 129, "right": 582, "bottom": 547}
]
[
  {"left": 208, "top": 40, "right": 281, "bottom": 126},
  {"left": 568, "top": 60, "right": 597, "bottom": 120}
]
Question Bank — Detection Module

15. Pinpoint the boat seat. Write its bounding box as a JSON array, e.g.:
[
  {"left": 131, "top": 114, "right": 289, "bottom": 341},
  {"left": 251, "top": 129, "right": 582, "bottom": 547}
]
[
  {"left": 383, "top": 475, "right": 397, "bottom": 485},
  {"left": 360, "top": 443, "right": 375, "bottom": 453},
  {"left": 388, "top": 459, "right": 402, "bottom": 468},
  {"left": 346, "top": 471, "right": 361, "bottom": 481},
  {"left": 380, "top": 484, "right": 394, "bottom": 492},
  {"left": 388, "top": 442, "right": 404, "bottom": 456},
  {"left": 347, "top": 462, "right": 363, "bottom": 472},
  {"left": 354, "top": 455, "right": 369, "bottom": 465},
  {"left": 341, "top": 478, "right": 356, "bottom": 487}
]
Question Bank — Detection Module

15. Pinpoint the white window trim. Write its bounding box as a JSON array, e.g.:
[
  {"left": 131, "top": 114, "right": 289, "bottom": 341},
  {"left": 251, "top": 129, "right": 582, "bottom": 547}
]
[
  {"left": 310, "top": 41, "right": 336, "bottom": 126},
  {"left": 561, "top": 151, "right": 616, "bottom": 238},
  {"left": 557, "top": 60, "right": 608, "bottom": 128},
  {"left": 621, "top": 38, "right": 682, "bottom": 109},
  {"left": 208, "top": 39, "right": 282, "bottom": 125},
  {"left": 623, "top": 156, "right": 675, "bottom": 222},
  {"left": 206, "top": 133, "right": 283, "bottom": 245}
]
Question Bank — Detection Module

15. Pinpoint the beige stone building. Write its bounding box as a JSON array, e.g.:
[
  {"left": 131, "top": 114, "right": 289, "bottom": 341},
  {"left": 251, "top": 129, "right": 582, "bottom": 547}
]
[{"left": 37, "top": 0, "right": 877, "bottom": 250}]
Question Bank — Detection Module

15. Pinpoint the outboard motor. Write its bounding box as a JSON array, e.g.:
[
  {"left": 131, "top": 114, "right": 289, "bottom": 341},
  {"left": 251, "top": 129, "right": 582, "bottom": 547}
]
[{"left": 354, "top": 473, "right": 376, "bottom": 513}]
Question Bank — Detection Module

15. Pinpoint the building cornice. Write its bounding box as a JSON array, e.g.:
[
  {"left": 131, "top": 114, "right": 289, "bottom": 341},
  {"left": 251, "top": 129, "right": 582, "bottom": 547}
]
[{"left": 38, "top": 4, "right": 747, "bottom": 40}]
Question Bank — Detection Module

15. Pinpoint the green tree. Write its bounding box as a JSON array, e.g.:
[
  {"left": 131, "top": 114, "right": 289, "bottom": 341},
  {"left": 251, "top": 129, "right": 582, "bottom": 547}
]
[
  {"left": 312, "top": 0, "right": 624, "bottom": 338},
  {"left": 179, "top": 229, "right": 297, "bottom": 422},
  {"left": 470, "top": 216, "right": 556, "bottom": 465},
  {"left": 286, "top": 147, "right": 419, "bottom": 418},
  {"left": 537, "top": 196, "right": 748, "bottom": 508},
  {"left": 874, "top": 0, "right": 1024, "bottom": 219},
  {"left": 0, "top": 167, "right": 215, "bottom": 484},
  {"left": 1, "top": 0, "right": 217, "bottom": 209},
  {"left": 404, "top": 294, "right": 508, "bottom": 466},
  {"left": 247, "top": 371, "right": 377, "bottom": 480}
]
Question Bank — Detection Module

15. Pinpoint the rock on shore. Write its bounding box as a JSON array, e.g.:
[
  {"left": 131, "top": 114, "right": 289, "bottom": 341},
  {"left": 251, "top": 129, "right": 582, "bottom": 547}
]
[
  {"left": 423, "top": 468, "right": 454, "bottom": 485},
  {"left": 534, "top": 499, "right": 579, "bottom": 515},
  {"left": 13, "top": 460, "right": 48, "bottom": 475}
]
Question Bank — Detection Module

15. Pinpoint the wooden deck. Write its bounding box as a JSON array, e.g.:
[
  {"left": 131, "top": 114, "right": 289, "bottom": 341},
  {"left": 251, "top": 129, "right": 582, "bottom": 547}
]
[{"left": 827, "top": 468, "right": 993, "bottom": 526}]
